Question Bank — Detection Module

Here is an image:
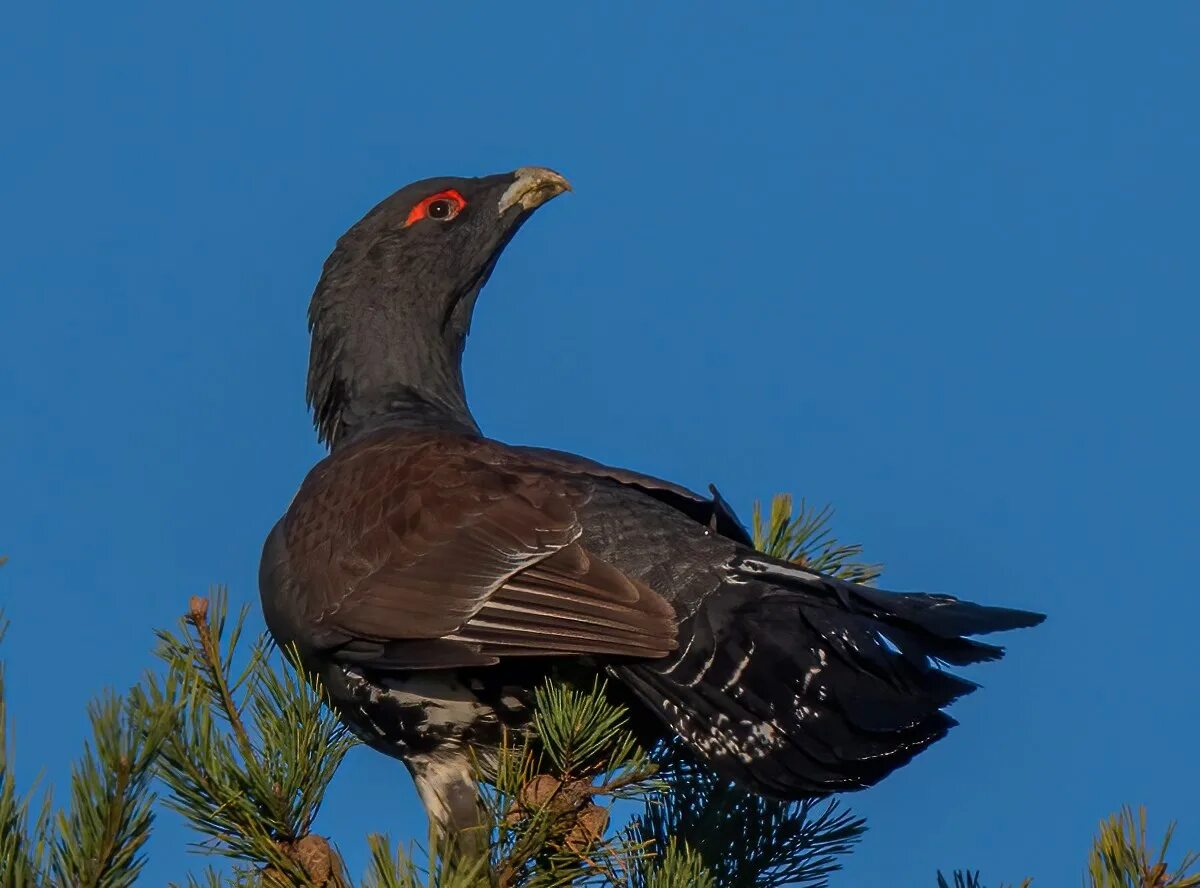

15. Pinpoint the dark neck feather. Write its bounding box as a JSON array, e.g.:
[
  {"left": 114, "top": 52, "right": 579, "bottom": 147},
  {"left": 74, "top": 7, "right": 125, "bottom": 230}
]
[
  {"left": 331, "top": 383, "right": 480, "bottom": 447},
  {"left": 307, "top": 311, "right": 481, "bottom": 450},
  {"left": 306, "top": 221, "right": 500, "bottom": 450}
]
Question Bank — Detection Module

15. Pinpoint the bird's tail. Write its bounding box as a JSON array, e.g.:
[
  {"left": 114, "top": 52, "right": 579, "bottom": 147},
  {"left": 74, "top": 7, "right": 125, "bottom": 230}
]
[{"left": 615, "top": 554, "right": 1043, "bottom": 799}]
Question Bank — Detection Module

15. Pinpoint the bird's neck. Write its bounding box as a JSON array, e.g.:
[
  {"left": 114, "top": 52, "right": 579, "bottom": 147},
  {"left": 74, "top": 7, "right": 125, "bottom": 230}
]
[
  {"left": 331, "top": 381, "right": 480, "bottom": 449},
  {"left": 308, "top": 272, "right": 491, "bottom": 448},
  {"left": 310, "top": 316, "right": 482, "bottom": 449}
]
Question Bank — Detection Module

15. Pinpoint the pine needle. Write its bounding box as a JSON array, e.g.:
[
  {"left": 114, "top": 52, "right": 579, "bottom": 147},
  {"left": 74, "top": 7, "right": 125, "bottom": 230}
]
[
  {"left": 1086, "top": 806, "right": 1200, "bottom": 888},
  {"left": 141, "top": 588, "right": 355, "bottom": 886},
  {"left": 0, "top": 611, "right": 51, "bottom": 888},
  {"left": 632, "top": 742, "right": 865, "bottom": 888},
  {"left": 751, "top": 494, "right": 882, "bottom": 584},
  {"left": 50, "top": 690, "right": 175, "bottom": 888}
]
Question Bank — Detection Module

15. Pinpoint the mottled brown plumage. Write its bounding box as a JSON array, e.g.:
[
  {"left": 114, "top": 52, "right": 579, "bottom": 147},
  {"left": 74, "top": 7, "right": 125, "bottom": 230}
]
[{"left": 264, "top": 430, "right": 677, "bottom": 664}]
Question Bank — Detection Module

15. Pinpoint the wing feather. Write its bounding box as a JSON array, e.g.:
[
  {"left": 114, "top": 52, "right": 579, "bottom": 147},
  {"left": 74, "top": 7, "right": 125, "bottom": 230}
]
[{"left": 274, "top": 432, "right": 677, "bottom": 668}]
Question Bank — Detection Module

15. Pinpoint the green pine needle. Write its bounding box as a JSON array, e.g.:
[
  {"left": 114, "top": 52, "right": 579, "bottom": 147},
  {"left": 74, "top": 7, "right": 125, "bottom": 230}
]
[
  {"left": 938, "top": 873, "right": 986, "bottom": 888},
  {"left": 362, "top": 832, "right": 489, "bottom": 888},
  {"left": 1, "top": 611, "right": 52, "bottom": 888},
  {"left": 640, "top": 839, "right": 715, "bottom": 888},
  {"left": 633, "top": 745, "right": 865, "bottom": 888},
  {"left": 2, "top": 608, "right": 172, "bottom": 888},
  {"left": 142, "top": 588, "right": 356, "bottom": 885},
  {"left": 362, "top": 833, "right": 422, "bottom": 888},
  {"left": 938, "top": 805, "right": 1199, "bottom": 887},
  {"left": 50, "top": 690, "right": 175, "bottom": 888},
  {"left": 484, "top": 678, "right": 661, "bottom": 886},
  {"left": 1086, "top": 805, "right": 1200, "bottom": 888},
  {"left": 169, "top": 866, "right": 228, "bottom": 888},
  {"left": 751, "top": 494, "right": 882, "bottom": 584},
  {"left": 939, "top": 873, "right": 1034, "bottom": 888},
  {"left": 931, "top": 868, "right": 1036, "bottom": 883},
  {"left": 532, "top": 678, "right": 654, "bottom": 783}
]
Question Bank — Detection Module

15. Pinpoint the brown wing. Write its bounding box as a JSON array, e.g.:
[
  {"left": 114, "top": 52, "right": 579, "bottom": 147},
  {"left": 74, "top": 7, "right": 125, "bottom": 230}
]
[{"left": 278, "top": 432, "right": 677, "bottom": 668}]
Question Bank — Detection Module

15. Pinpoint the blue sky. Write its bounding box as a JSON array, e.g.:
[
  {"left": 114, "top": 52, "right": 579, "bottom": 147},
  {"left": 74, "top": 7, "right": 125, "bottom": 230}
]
[{"left": 2, "top": 2, "right": 1197, "bottom": 884}]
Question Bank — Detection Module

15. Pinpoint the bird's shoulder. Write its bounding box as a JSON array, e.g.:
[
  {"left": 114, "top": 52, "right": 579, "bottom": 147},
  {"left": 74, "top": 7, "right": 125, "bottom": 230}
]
[
  {"left": 283, "top": 431, "right": 577, "bottom": 533},
  {"left": 283, "top": 430, "right": 749, "bottom": 542}
]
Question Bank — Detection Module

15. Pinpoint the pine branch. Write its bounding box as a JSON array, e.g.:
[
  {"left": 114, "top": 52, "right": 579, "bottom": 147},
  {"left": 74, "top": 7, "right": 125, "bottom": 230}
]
[
  {"left": 751, "top": 494, "right": 882, "bottom": 584},
  {"left": 639, "top": 839, "right": 715, "bottom": 888},
  {"left": 937, "top": 873, "right": 1033, "bottom": 888},
  {"left": 361, "top": 834, "right": 422, "bottom": 888},
  {"left": 361, "top": 833, "right": 489, "bottom": 888},
  {"left": 141, "top": 588, "right": 356, "bottom": 887},
  {"left": 2, "top": 608, "right": 169, "bottom": 888},
  {"left": 144, "top": 595, "right": 671, "bottom": 887},
  {"left": 0, "top": 611, "right": 52, "bottom": 888},
  {"left": 1086, "top": 806, "right": 1200, "bottom": 888},
  {"left": 939, "top": 805, "right": 1200, "bottom": 887},
  {"left": 632, "top": 744, "right": 865, "bottom": 888},
  {"left": 169, "top": 866, "right": 228, "bottom": 888},
  {"left": 187, "top": 596, "right": 255, "bottom": 761},
  {"left": 485, "top": 678, "right": 661, "bottom": 887},
  {"left": 938, "top": 874, "right": 985, "bottom": 888},
  {"left": 49, "top": 689, "right": 175, "bottom": 888}
]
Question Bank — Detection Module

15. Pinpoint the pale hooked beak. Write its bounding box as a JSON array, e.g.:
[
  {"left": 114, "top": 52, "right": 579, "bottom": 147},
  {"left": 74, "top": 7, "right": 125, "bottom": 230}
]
[{"left": 498, "top": 166, "right": 572, "bottom": 215}]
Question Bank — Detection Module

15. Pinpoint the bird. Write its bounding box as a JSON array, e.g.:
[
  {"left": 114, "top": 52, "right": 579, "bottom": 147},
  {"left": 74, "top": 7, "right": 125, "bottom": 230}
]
[{"left": 259, "top": 166, "right": 1044, "bottom": 844}]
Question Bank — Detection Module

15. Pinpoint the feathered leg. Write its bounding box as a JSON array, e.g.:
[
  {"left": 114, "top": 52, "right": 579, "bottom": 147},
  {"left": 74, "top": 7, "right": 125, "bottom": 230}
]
[{"left": 405, "top": 747, "right": 489, "bottom": 862}]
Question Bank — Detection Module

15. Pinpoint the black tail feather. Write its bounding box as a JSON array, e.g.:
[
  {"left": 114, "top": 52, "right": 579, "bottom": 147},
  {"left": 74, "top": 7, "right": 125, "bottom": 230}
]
[
  {"left": 615, "top": 556, "right": 1043, "bottom": 800},
  {"left": 849, "top": 585, "right": 1046, "bottom": 637}
]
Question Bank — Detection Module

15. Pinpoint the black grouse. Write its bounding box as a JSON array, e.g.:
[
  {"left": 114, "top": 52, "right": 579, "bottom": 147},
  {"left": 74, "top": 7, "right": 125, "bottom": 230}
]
[{"left": 259, "top": 166, "right": 1044, "bottom": 841}]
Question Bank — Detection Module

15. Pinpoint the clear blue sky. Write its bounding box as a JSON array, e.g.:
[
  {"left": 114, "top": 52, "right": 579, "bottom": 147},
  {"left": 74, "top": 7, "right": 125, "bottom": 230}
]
[{"left": 2, "top": 3, "right": 1197, "bottom": 885}]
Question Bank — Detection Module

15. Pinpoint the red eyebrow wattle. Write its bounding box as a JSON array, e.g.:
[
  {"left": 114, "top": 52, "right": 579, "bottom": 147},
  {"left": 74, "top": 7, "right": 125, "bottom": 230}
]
[{"left": 405, "top": 189, "right": 467, "bottom": 227}]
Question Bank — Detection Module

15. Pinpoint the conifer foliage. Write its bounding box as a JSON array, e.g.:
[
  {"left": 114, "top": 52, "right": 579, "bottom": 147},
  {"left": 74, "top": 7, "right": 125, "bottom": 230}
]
[{"left": 1, "top": 608, "right": 175, "bottom": 887}]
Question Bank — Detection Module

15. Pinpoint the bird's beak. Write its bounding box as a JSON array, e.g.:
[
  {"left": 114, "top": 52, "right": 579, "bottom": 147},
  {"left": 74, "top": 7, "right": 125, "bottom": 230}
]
[{"left": 498, "top": 166, "right": 572, "bottom": 216}]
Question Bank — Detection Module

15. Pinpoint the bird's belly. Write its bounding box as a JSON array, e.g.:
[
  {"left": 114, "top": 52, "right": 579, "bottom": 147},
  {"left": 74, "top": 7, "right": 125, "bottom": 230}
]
[{"left": 332, "top": 666, "right": 537, "bottom": 761}]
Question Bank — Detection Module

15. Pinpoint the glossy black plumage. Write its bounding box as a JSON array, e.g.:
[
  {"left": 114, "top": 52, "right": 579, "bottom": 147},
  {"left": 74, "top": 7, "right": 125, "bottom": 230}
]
[{"left": 259, "top": 167, "right": 1044, "bottom": 836}]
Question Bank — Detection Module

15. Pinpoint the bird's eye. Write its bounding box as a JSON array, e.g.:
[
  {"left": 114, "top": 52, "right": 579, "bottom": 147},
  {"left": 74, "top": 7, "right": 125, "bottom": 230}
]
[{"left": 405, "top": 189, "right": 467, "bottom": 227}]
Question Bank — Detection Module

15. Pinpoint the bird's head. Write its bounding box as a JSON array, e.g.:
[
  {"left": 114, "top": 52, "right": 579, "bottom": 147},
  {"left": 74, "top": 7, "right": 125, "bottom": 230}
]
[{"left": 306, "top": 167, "right": 570, "bottom": 447}]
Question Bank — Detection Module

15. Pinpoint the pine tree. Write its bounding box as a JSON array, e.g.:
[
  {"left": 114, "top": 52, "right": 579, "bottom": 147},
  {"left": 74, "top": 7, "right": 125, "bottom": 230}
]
[{"left": 2, "top": 501, "right": 1198, "bottom": 886}]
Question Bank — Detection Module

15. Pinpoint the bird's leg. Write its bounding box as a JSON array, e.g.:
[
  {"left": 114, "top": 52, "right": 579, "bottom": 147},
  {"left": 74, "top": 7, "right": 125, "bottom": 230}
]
[{"left": 405, "top": 748, "right": 490, "bottom": 863}]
